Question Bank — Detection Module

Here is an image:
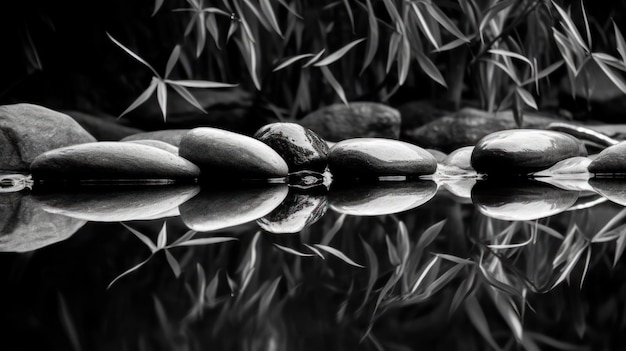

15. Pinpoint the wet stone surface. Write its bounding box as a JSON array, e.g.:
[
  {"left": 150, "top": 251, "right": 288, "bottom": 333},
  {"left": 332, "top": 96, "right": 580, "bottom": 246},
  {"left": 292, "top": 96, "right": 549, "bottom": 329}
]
[
  {"left": 257, "top": 191, "right": 328, "bottom": 234},
  {"left": 588, "top": 141, "right": 626, "bottom": 174}
]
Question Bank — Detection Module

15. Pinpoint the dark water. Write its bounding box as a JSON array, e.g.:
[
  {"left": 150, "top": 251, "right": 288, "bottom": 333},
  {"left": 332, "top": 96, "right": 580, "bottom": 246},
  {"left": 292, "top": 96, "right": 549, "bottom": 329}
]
[{"left": 2, "top": 177, "right": 626, "bottom": 350}]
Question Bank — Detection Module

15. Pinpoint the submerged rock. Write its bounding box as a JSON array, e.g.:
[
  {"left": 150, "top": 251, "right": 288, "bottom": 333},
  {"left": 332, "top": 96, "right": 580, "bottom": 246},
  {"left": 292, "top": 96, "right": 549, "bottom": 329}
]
[
  {"left": 299, "top": 102, "right": 401, "bottom": 141},
  {"left": 30, "top": 142, "right": 200, "bottom": 182},
  {"left": 471, "top": 129, "right": 587, "bottom": 175},
  {"left": 0, "top": 192, "right": 86, "bottom": 252},
  {"left": 179, "top": 184, "right": 288, "bottom": 232},
  {"left": 0, "top": 104, "right": 96, "bottom": 171},
  {"left": 32, "top": 185, "right": 199, "bottom": 222},
  {"left": 328, "top": 138, "right": 437, "bottom": 179},
  {"left": 254, "top": 123, "right": 329, "bottom": 172},
  {"left": 257, "top": 192, "right": 328, "bottom": 234},
  {"left": 179, "top": 127, "right": 289, "bottom": 179},
  {"left": 329, "top": 181, "right": 437, "bottom": 216},
  {"left": 471, "top": 180, "right": 579, "bottom": 221},
  {"left": 121, "top": 129, "right": 190, "bottom": 147},
  {"left": 124, "top": 140, "right": 179, "bottom": 155},
  {"left": 588, "top": 141, "right": 626, "bottom": 174}
]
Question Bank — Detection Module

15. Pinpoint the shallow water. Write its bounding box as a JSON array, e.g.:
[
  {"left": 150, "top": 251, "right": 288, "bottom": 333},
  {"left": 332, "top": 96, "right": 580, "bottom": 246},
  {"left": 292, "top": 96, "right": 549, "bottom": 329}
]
[{"left": 2, "top": 177, "right": 626, "bottom": 350}]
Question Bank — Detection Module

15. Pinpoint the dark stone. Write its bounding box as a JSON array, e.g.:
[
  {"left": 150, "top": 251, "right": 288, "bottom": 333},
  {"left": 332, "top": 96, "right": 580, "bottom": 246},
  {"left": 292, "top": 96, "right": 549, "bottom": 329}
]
[
  {"left": 121, "top": 129, "right": 190, "bottom": 147},
  {"left": 63, "top": 110, "right": 143, "bottom": 141},
  {"left": 471, "top": 129, "right": 587, "bottom": 175},
  {"left": 124, "top": 140, "right": 179, "bottom": 154},
  {"left": 329, "top": 181, "right": 437, "bottom": 216},
  {"left": 299, "top": 102, "right": 401, "bottom": 142},
  {"left": 30, "top": 142, "right": 200, "bottom": 182},
  {"left": 0, "top": 192, "right": 85, "bottom": 252},
  {"left": 397, "top": 100, "right": 452, "bottom": 131},
  {"left": 471, "top": 179, "right": 579, "bottom": 221},
  {"left": 0, "top": 104, "right": 96, "bottom": 171},
  {"left": 588, "top": 142, "right": 626, "bottom": 174},
  {"left": 179, "top": 127, "right": 289, "bottom": 179},
  {"left": 403, "top": 108, "right": 566, "bottom": 152},
  {"left": 328, "top": 138, "right": 437, "bottom": 179},
  {"left": 32, "top": 185, "right": 199, "bottom": 222},
  {"left": 254, "top": 123, "right": 329, "bottom": 172},
  {"left": 179, "top": 184, "right": 288, "bottom": 232},
  {"left": 257, "top": 192, "right": 328, "bottom": 233}
]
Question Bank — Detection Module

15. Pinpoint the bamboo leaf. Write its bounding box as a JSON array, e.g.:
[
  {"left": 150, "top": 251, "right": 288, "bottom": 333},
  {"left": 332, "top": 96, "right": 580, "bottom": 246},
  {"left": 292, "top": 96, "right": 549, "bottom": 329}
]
[
  {"left": 273, "top": 53, "right": 315, "bottom": 72},
  {"left": 167, "top": 79, "right": 238, "bottom": 88},
  {"left": 516, "top": 87, "right": 538, "bottom": 110},
  {"left": 314, "top": 244, "right": 365, "bottom": 268},
  {"left": 553, "top": 29, "right": 579, "bottom": 75},
  {"left": 260, "top": 0, "right": 283, "bottom": 37},
  {"left": 320, "top": 66, "right": 348, "bottom": 105},
  {"left": 593, "top": 55, "right": 626, "bottom": 94},
  {"left": 153, "top": 0, "right": 165, "bottom": 16},
  {"left": 174, "top": 237, "right": 238, "bottom": 247},
  {"left": 580, "top": 0, "right": 591, "bottom": 49},
  {"left": 303, "top": 244, "right": 325, "bottom": 259},
  {"left": 615, "top": 22, "right": 626, "bottom": 64},
  {"left": 321, "top": 213, "right": 346, "bottom": 245},
  {"left": 521, "top": 61, "right": 564, "bottom": 86},
  {"left": 157, "top": 222, "right": 168, "bottom": 249},
  {"left": 411, "top": 2, "right": 439, "bottom": 49},
  {"left": 433, "top": 37, "right": 472, "bottom": 53},
  {"left": 410, "top": 256, "right": 439, "bottom": 294},
  {"left": 341, "top": 0, "right": 355, "bottom": 33},
  {"left": 314, "top": 38, "right": 365, "bottom": 67},
  {"left": 416, "top": 50, "right": 447, "bottom": 87},
  {"left": 164, "top": 250, "right": 181, "bottom": 278},
  {"left": 358, "top": 238, "right": 378, "bottom": 311},
  {"left": 302, "top": 49, "right": 326, "bottom": 68},
  {"left": 157, "top": 80, "right": 167, "bottom": 121},
  {"left": 485, "top": 59, "right": 521, "bottom": 85},
  {"left": 436, "top": 253, "right": 474, "bottom": 265},
  {"left": 465, "top": 296, "right": 502, "bottom": 351},
  {"left": 417, "top": 219, "right": 446, "bottom": 250},
  {"left": 196, "top": 13, "right": 207, "bottom": 57},
  {"left": 397, "top": 36, "right": 411, "bottom": 85},
  {"left": 206, "top": 13, "right": 221, "bottom": 49},
  {"left": 386, "top": 33, "right": 401, "bottom": 74},
  {"left": 118, "top": 79, "right": 158, "bottom": 118},
  {"left": 273, "top": 243, "right": 315, "bottom": 257},
  {"left": 243, "top": 0, "right": 272, "bottom": 32},
  {"left": 235, "top": 1, "right": 256, "bottom": 43},
  {"left": 200, "top": 7, "right": 231, "bottom": 16},
  {"left": 488, "top": 49, "right": 534, "bottom": 72},
  {"left": 170, "top": 84, "right": 208, "bottom": 114},
  {"left": 169, "top": 229, "right": 198, "bottom": 247},
  {"left": 121, "top": 222, "right": 157, "bottom": 253},
  {"left": 552, "top": 1, "right": 588, "bottom": 52},
  {"left": 165, "top": 45, "right": 181, "bottom": 79},
  {"left": 108, "top": 255, "right": 153, "bottom": 289},
  {"left": 360, "top": 0, "right": 379, "bottom": 74},
  {"left": 107, "top": 33, "right": 160, "bottom": 78},
  {"left": 421, "top": 1, "right": 469, "bottom": 42},
  {"left": 614, "top": 229, "right": 626, "bottom": 267},
  {"left": 478, "top": 0, "right": 516, "bottom": 40}
]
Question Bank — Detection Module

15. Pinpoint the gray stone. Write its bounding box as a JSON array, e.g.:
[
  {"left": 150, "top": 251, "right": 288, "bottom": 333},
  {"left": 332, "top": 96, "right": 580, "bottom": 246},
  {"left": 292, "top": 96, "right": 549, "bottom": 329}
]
[
  {"left": 254, "top": 123, "right": 329, "bottom": 172},
  {"left": 588, "top": 142, "right": 626, "bottom": 174},
  {"left": 124, "top": 140, "right": 179, "bottom": 155},
  {"left": 328, "top": 138, "right": 437, "bottom": 178},
  {"left": 179, "top": 127, "right": 289, "bottom": 179},
  {"left": 63, "top": 110, "right": 143, "bottom": 141},
  {"left": 0, "top": 192, "right": 86, "bottom": 252},
  {"left": 471, "top": 129, "right": 587, "bottom": 175},
  {"left": 0, "top": 104, "right": 96, "bottom": 171},
  {"left": 589, "top": 179, "right": 626, "bottom": 206},
  {"left": 532, "top": 156, "right": 592, "bottom": 178},
  {"left": 257, "top": 192, "right": 328, "bottom": 234},
  {"left": 299, "top": 102, "right": 401, "bottom": 142},
  {"left": 180, "top": 185, "right": 288, "bottom": 232},
  {"left": 403, "top": 108, "right": 564, "bottom": 152},
  {"left": 30, "top": 142, "right": 200, "bottom": 181},
  {"left": 33, "top": 185, "right": 199, "bottom": 222},
  {"left": 121, "top": 129, "right": 190, "bottom": 147},
  {"left": 426, "top": 149, "right": 447, "bottom": 163},
  {"left": 439, "top": 146, "right": 475, "bottom": 176}
]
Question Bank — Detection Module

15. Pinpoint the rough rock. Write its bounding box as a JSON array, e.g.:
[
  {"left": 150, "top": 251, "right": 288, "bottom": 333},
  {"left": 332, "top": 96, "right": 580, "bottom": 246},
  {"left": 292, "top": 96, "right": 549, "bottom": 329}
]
[
  {"left": 299, "top": 102, "right": 401, "bottom": 142},
  {"left": 121, "top": 129, "right": 190, "bottom": 147},
  {"left": 471, "top": 129, "right": 587, "bottom": 175},
  {"left": 33, "top": 185, "right": 199, "bottom": 222},
  {"left": 124, "top": 140, "right": 179, "bottom": 154},
  {"left": 588, "top": 142, "right": 626, "bottom": 174},
  {"left": 329, "top": 181, "right": 437, "bottom": 216},
  {"left": 179, "top": 127, "right": 289, "bottom": 179},
  {"left": 63, "top": 110, "right": 143, "bottom": 141},
  {"left": 0, "top": 192, "right": 86, "bottom": 252},
  {"left": 254, "top": 123, "right": 329, "bottom": 172},
  {"left": 179, "top": 184, "right": 288, "bottom": 232},
  {"left": 328, "top": 138, "right": 437, "bottom": 179},
  {"left": 403, "top": 108, "right": 566, "bottom": 152},
  {"left": 0, "top": 104, "right": 96, "bottom": 171},
  {"left": 30, "top": 142, "right": 200, "bottom": 181},
  {"left": 257, "top": 192, "right": 328, "bottom": 234}
]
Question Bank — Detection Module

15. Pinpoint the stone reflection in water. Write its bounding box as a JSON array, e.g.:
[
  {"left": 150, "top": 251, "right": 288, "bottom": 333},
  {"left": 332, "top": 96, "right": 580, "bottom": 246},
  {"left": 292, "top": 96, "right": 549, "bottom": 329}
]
[
  {"left": 179, "top": 184, "right": 288, "bottom": 231},
  {"left": 0, "top": 192, "right": 85, "bottom": 252},
  {"left": 438, "top": 178, "right": 476, "bottom": 201},
  {"left": 472, "top": 179, "right": 579, "bottom": 220},
  {"left": 257, "top": 190, "right": 328, "bottom": 234},
  {"left": 32, "top": 185, "right": 200, "bottom": 222},
  {"left": 329, "top": 180, "right": 437, "bottom": 216},
  {"left": 589, "top": 178, "right": 626, "bottom": 206}
]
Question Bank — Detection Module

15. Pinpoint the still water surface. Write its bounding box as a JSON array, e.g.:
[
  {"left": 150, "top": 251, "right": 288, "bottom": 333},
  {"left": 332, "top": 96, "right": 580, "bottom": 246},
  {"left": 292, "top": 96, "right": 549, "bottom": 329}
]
[{"left": 2, "top": 178, "right": 626, "bottom": 350}]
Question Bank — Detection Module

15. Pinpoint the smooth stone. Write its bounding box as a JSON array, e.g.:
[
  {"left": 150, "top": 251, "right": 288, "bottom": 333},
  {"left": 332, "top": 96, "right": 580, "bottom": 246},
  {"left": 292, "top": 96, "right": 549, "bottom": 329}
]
[
  {"left": 257, "top": 192, "right": 328, "bottom": 234},
  {"left": 123, "top": 140, "right": 179, "bottom": 155},
  {"left": 30, "top": 142, "right": 200, "bottom": 181},
  {"left": 471, "top": 129, "right": 587, "bottom": 175},
  {"left": 254, "top": 123, "right": 329, "bottom": 172},
  {"left": 299, "top": 102, "right": 401, "bottom": 142},
  {"left": 0, "top": 192, "right": 86, "bottom": 252},
  {"left": 532, "top": 156, "right": 592, "bottom": 178},
  {"left": 426, "top": 149, "right": 448, "bottom": 163},
  {"left": 121, "top": 129, "right": 190, "bottom": 147},
  {"left": 439, "top": 146, "right": 475, "bottom": 176},
  {"left": 0, "top": 103, "right": 96, "bottom": 171},
  {"left": 179, "top": 127, "right": 289, "bottom": 179},
  {"left": 32, "top": 185, "right": 199, "bottom": 222},
  {"left": 179, "top": 184, "right": 289, "bottom": 232},
  {"left": 589, "top": 179, "right": 626, "bottom": 206},
  {"left": 328, "top": 138, "right": 437, "bottom": 178},
  {"left": 588, "top": 142, "right": 626, "bottom": 174},
  {"left": 471, "top": 180, "right": 579, "bottom": 221},
  {"left": 329, "top": 181, "right": 437, "bottom": 216}
]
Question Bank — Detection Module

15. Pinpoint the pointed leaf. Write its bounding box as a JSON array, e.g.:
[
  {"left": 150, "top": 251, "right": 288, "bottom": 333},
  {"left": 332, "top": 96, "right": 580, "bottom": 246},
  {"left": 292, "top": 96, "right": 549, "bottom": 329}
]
[
  {"left": 153, "top": 0, "right": 165, "bottom": 16},
  {"left": 397, "top": 36, "right": 411, "bottom": 85},
  {"left": 422, "top": 2, "right": 469, "bottom": 42},
  {"left": 121, "top": 222, "right": 157, "bottom": 253},
  {"left": 411, "top": 3, "right": 439, "bottom": 49},
  {"left": 614, "top": 22, "right": 626, "bottom": 64},
  {"left": 273, "top": 53, "right": 315, "bottom": 72},
  {"left": 303, "top": 244, "right": 325, "bottom": 259},
  {"left": 465, "top": 296, "right": 502, "bottom": 351},
  {"left": 169, "top": 229, "right": 198, "bottom": 247},
  {"left": 157, "top": 80, "right": 167, "bottom": 121},
  {"left": 119, "top": 77, "right": 158, "bottom": 119},
  {"left": 167, "top": 79, "right": 238, "bottom": 88},
  {"left": 489, "top": 49, "right": 534, "bottom": 72},
  {"left": 260, "top": 0, "right": 283, "bottom": 37},
  {"left": 273, "top": 243, "right": 315, "bottom": 257},
  {"left": 433, "top": 37, "right": 472, "bottom": 53},
  {"left": 614, "top": 230, "right": 626, "bottom": 267},
  {"left": 302, "top": 49, "right": 326, "bottom": 68},
  {"left": 157, "top": 223, "right": 168, "bottom": 249},
  {"left": 410, "top": 256, "right": 439, "bottom": 294},
  {"left": 164, "top": 250, "right": 181, "bottom": 278},
  {"left": 417, "top": 219, "right": 446, "bottom": 250},
  {"left": 206, "top": 13, "right": 221, "bottom": 49},
  {"left": 416, "top": 50, "right": 447, "bottom": 87},
  {"left": 320, "top": 66, "right": 348, "bottom": 105},
  {"left": 170, "top": 84, "right": 208, "bottom": 113},
  {"left": 165, "top": 45, "right": 181, "bottom": 78},
  {"left": 386, "top": 33, "right": 401, "bottom": 74},
  {"left": 107, "top": 33, "right": 160, "bottom": 77},
  {"left": 360, "top": 0, "right": 379, "bottom": 74},
  {"left": 108, "top": 255, "right": 153, "bottom": 289},
  {"left": 314, "top": 38, "right": 365, "bottom": 67},
  {"left": 593, "top": 55, "right": 626, "bottom": 94},
  {"left": 521, "top": 61, "right": 564, "bottom": 85},
  {"left": 174, "top": 237, "right": 238, "bottom": 247},
  {"left": 196, "top": 13, "right": 207, "bottom": 57},
  {"left": 580, "top": 0, "right": 591, "bottom": 49},
  {"left": 516, "top": 87, "right": 538, "bottom": 110},
  {"left": 314, "top": 244, "right": 364, "bottom": 268},
  {"left": 552, "top": 1, "right": 588, "bottom": 52}
]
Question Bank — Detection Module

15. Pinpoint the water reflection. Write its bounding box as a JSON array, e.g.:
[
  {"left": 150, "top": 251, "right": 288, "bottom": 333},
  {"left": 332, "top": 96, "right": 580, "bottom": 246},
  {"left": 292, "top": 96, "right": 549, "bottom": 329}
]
[{"left": 257, "top": 190, "right": 327, "bottom": 234}]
